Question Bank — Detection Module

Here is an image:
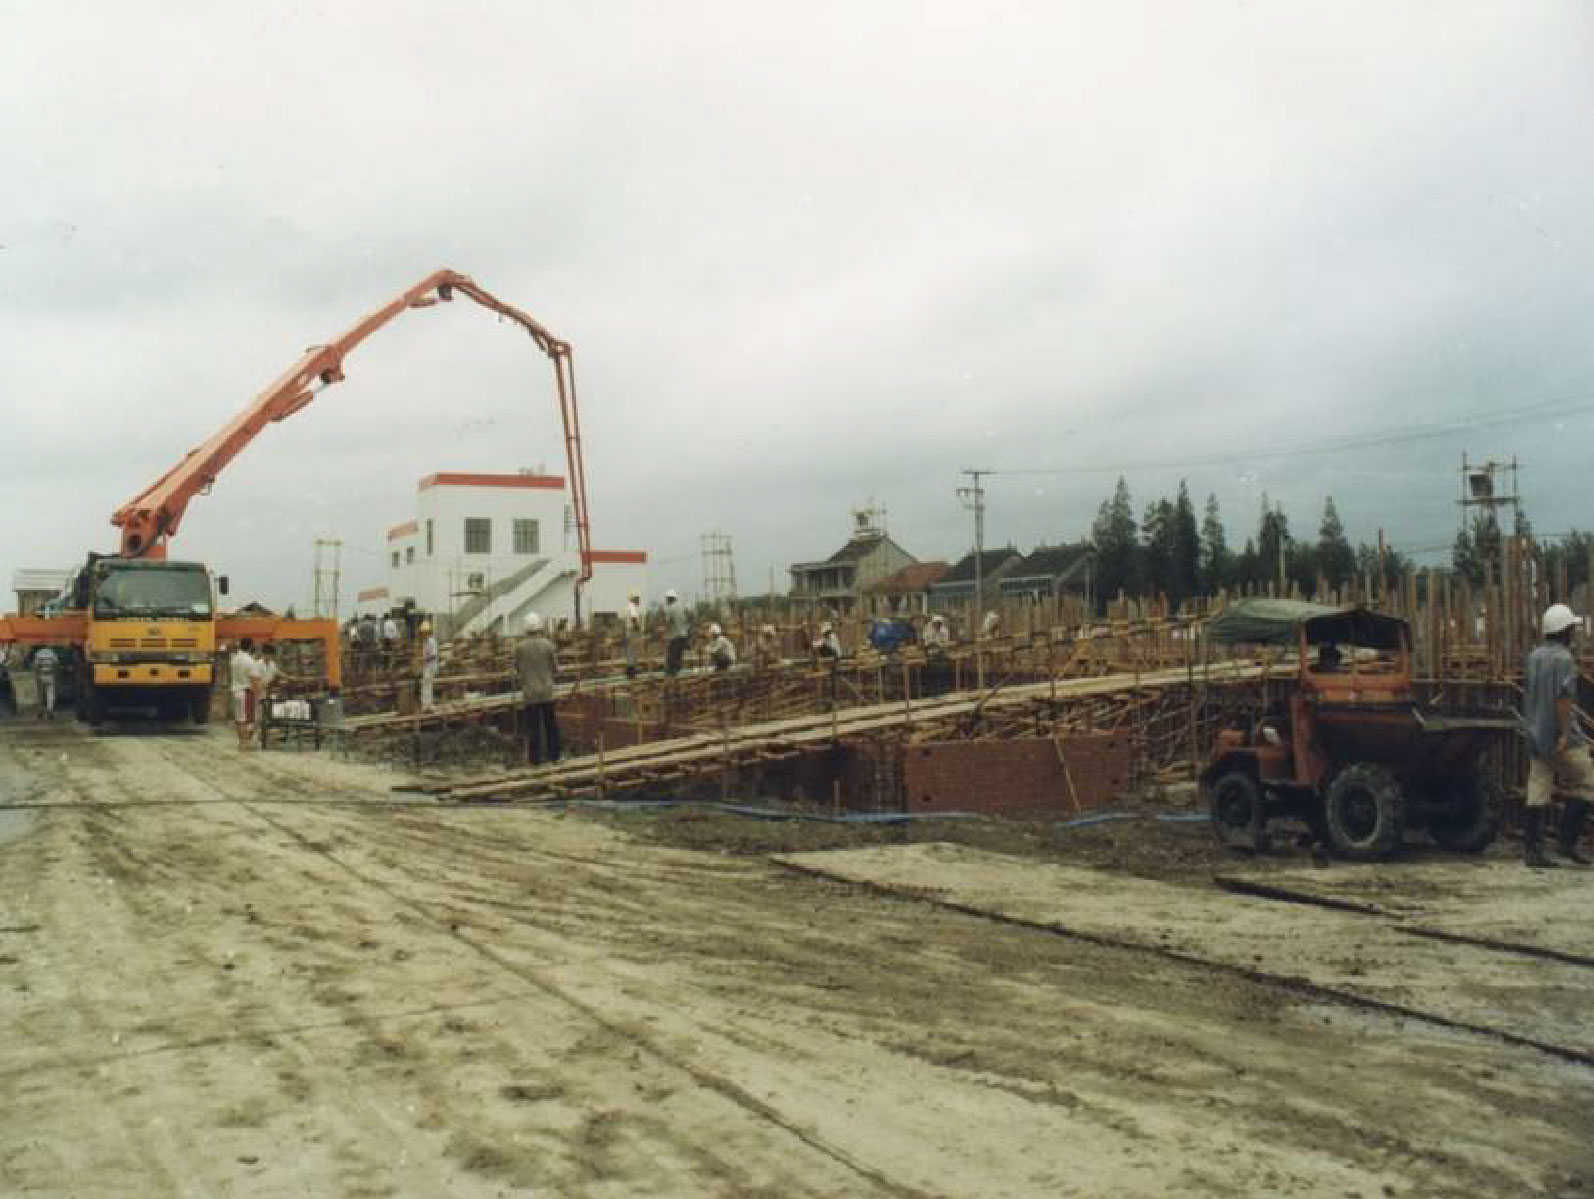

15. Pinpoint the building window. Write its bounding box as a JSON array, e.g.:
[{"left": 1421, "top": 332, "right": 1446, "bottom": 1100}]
[
  {"left": 513, "top": 518, "right": 539, "bottom": 555},
  {"left": 391, "top": 551, "right": 400, "bottom": 569},
  {"left": 405, "top": 547, "right": 415, "bottom": 564},
  {"left": 425, "top": 519, "right": 434, "bottom": 556},
  {"left": 464, "top": 517, "right": 491, "bottom": 554}
]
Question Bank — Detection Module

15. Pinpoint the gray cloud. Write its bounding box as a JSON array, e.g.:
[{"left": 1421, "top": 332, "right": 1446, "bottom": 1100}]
[{"left": 4, "top": 2, "right": 1594, "bottom": 611}]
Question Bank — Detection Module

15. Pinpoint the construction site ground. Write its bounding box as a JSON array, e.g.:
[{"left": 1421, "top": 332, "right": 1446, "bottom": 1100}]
[{"left": 2, "top": 718, "right": 1591, "bottom": 1198}]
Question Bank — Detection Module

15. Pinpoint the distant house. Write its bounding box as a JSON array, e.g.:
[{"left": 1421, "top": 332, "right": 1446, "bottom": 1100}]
[
  {"left": 790, "top": 509, "right": 917, "bottom": 615},
  {"left": 928, "top": 548, "right": 1025, "bottom": 612},
  {"left": 997, "top": 543, "right": 1094, "bottom": 603},
  {"left": 862, "top": 561, "right": 950, "bottom": 616},
  {"left": 11, "top": 568, "right": 73, "bottom": 616}
]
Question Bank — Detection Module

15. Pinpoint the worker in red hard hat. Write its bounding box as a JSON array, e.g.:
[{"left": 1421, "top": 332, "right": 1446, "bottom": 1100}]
[{"left": 1522, "top": 603, "right": 1593, "bottom": 868}]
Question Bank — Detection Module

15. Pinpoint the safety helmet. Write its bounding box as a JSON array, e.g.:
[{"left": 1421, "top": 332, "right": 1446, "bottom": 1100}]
[
  {"left": 820, "top": 622, "right": 834, "bottom": 634},
  {"left": 1543, "top": 603, "right": 1580, "bottom": 637},
  {"left": 930, "top": 614, "right": 944, "bottom": 624},
  {"left": 628, "top": 590, "right": 640, "bottom": 601},
  {"left": 525, "top": 612, "right": 544, "bottom": 633},
  {"left": 419, "top": 622, "right": 432, "bottom": 633},
  {"left": 709, "top": 623, "right": 722, "bottom": 636},
  {"left": 761, "top": 624, "right": 777, "bottom": 636},
  {"left": 664, "top": 589, "right": 678, "bottom": 601}
]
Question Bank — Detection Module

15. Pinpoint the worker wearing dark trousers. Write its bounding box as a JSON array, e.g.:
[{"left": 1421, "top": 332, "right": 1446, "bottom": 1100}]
[
  {"left": 515, "top": 612, "right": 561, "bottom": 767},
  {"left": 662, "top": 589, "right": 691, "bottom": 678},
  {"left": 1522, "top": 603, "right": 1594, "bottom": 868}
]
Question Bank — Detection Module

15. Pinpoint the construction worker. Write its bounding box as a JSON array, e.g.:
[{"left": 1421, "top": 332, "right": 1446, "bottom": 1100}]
[
  {"left": 923, "top": 614, "right": 952, "bottom": 653},
  {"left": 706, "top": 623, "right": 737, "bottom": 672},
  {"left": 1522, "top": 603, "right": 1594, "bottom": 867},
  {"left": 32, "top": 645, "right": 59, "bottom": 720},
  {"left": 813, "top": 621, "right": 842, "bottom": 660},
  {"left": 381, "top": 614, "right": 399, "bottom": 657},
  {"left": 515, "top": 612, "right": 561, "bottom": 766},
  {"left": 254, "top": 643, "right": 280, "bottom": 747},
  {"left": 229, "top": 638, "right": 261, "bottom": 749},
  {"left": 624, "top": 590, "right": 644, "bottom": 679},
  {"left": 0, "top": 646, "right": 15, "bottom": 718},
  {"left": 663, "top": 590, "right": 691, "bottom": 677},
  {"left": 981, "top": 610, "right": 1003, "bottom": 640},
  {"left": 752, "top": 624, "right": 781, "bottom": 671},
  {"left": 419, "top": 622, "right": 439, "bottom": 711}
]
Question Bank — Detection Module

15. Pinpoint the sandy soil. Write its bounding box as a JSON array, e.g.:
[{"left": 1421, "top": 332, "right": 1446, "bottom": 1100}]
[{"left": 2, "top": 717, "right": 1591, "bottom": 1197}]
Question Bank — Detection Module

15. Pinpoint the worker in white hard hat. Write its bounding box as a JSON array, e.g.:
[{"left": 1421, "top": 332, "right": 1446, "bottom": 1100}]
[
  {"left": 812, "top": 621, "right": 842, "bottom": 660},
  {"left": 706, "top": 622, "right": 737, "bottom": 672},
  {"left": 923, "top": 613, "right": 952, "bottom": 652},
  {"left": 624, "top": 589, "right": 644, "bottom": 679},
  {"left": 1522, "top": 602, "right": 1593, "bottom": 867},
  {"left": 662, "top": 589, "right": 691, "bottom": 677},
  {"left": 418, "top": 621, "right": 439, "bottom": 711},
  {"left": 515, "top": 612, "right": 561, "bottom": 766},
  {"left": 753, "top": 623, "right": 781, "bottom": 671},
  {"left": 980, "top": 610, "right": 1002, "bottom": 640}
]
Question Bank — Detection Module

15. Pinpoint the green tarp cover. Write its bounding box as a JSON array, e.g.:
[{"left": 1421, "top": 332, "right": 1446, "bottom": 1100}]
[{"left": 1207, "top": 597, "right": 1406, "bottom": 649}]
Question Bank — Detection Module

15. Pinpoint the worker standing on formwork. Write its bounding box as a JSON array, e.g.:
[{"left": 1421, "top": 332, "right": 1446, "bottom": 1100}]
[
  {"left": 1522, "top": 603, "right": 1594, "bottom": 868},
  {"left": 33, "top": 645, "right": 59, "bottom": 721},
  {"left": 752, "top": 624, "right": 781, "bottom": 671},
  {"left": 981, "top": 610, "right": 1003, "bottom": 640},
  {"left": 663, "top": 590, "right": 691, "bottom": 677},
  {"left": 419, "top": 622, "right": 439, "bottom": 711},
  {"left": 624, "top": 590, "right": 644, "bottom": 679},
  {"left": 515, "top": 613, "right": 561, "bottom": 766}
]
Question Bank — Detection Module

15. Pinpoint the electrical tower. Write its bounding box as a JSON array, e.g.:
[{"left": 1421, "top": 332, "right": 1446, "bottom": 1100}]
[
  {"left": 701, "top": 532, "right": 738, "bottom": 611},
  {"left": 957, "top": 469, "right": 991, "bottom": 618},
  {"left": 312, "top": 539, "right": 342, "bottom": 621}
]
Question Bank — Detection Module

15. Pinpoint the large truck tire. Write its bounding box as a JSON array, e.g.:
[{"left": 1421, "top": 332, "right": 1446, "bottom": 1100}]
[
  {"left": 1428, "top": 771, "right": 1501, "bottom": 853},
  {"left": 1323, "top": 762, "right": 1406, "bottom": 861},
  {"left": 1207, "top": 768, "right": 1266, "bottom": 853}
]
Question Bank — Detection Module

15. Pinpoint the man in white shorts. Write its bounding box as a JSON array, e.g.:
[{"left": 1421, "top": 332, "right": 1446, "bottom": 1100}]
[{"left": 229, "top": 638, "right": 261, "bottom": 750}]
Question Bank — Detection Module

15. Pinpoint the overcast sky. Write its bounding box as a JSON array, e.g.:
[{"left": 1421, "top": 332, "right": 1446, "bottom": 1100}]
[{"left": 4, "top": 2, "right": 1593, "bottom": 611}]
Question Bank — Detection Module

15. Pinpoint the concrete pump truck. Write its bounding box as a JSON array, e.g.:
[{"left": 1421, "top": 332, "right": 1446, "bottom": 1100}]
[{"left": 0, "top": 269, "right": 591, "bottom": 726}]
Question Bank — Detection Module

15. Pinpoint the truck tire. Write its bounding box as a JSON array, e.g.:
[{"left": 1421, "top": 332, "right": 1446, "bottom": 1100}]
[
  {"left": 1323, "top": 762, "right": 1406, "bottom": 861},
  {"left": 1207, "top": 769, "right": 1266, "bottom": 853},
  {"left": 1428, "top": 772, "right": 1501, "bottom": 853}
]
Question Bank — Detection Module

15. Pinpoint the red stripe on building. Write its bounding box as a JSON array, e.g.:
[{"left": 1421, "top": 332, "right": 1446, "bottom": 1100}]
[
  {"left": 419, "top": 472, "right": 564, "bottom": 491},
  {"left": 584, "top": 550, "right": 648, "bottom": 565},
  {"left": 386, "top": 520, "right": 419, "bottom": 542}
]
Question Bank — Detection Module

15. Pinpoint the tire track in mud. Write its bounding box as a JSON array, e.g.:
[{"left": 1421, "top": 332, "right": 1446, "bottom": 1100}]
[{"left": 139, "top": 734, "right": 939, "bottom": 1199}]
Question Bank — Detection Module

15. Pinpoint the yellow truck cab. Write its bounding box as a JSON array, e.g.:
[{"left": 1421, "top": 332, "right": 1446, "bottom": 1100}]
[{"left": 73, "top": 554, "right": 222, "bottom": 724}]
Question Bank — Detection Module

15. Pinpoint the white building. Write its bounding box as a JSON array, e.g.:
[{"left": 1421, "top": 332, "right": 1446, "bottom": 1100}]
[{"left": 366, "top": 471, "right": 646, "bottom": 635}]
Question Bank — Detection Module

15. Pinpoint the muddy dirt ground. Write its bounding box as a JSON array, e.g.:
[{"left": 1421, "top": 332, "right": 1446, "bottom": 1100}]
[{"left": 1, "top": 717, "right": 1591, "bottom": 1197}]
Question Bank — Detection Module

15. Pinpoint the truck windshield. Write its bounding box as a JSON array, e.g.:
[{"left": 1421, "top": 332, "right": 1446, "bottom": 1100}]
[{"left": 93, "top": 566, "right": 212, "bottom": 619}]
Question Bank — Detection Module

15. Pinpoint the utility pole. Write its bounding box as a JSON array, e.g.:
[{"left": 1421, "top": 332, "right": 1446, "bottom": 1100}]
[
  {"left": 312, "top": 539, "right": 342, "bottom": 622},
  {"left": 958, "top": 469, "right": 991, "bottom": 624}
]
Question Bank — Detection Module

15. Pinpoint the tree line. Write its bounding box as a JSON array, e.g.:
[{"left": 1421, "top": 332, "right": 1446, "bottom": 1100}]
[
  {"left": 1088, "top": 478, "right": 1408, "bottom": 606},
  {"left": 1090, "top": 478, "right": 1594, "bottom": 608}
]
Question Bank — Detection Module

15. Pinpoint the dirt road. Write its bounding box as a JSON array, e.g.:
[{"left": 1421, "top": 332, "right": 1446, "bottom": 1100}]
[{"left": 2, "top": 719, "right": 1591, "bottom": 1197}]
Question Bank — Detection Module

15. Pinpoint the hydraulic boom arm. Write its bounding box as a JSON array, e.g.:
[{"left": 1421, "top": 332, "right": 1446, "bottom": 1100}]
[{"left": 111, "top": 269, "right": 592, "bottom": 587}]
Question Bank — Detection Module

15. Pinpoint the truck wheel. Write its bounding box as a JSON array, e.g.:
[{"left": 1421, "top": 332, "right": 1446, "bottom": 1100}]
[
  {"left": 1207, "top": 769, "right": 1266, "bottom": 853},
  {"left": 1323, "top": 762, "right": 1405, "bottom": 860},
  {"left": 1428, "top": 772, "right": 1501, "bottom": 853}
]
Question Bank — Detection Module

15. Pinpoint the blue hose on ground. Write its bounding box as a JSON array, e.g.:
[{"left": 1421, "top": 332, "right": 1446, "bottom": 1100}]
[
  {"left": 1056, "top": 810, "right": 1210, "bottom": 829},
  {"left": 550, "top": 797, "right": 984, "bottom": 824}
]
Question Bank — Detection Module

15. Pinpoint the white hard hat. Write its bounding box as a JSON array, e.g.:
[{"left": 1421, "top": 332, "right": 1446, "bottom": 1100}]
[
  {"left": 820, "top": 622, "right": 834, "bottom": 634},
  {"left": 418, "top": 621, "right": 432, "bottom": 633},
  {"left": 628, "top": 589, "right": 640, "bottom": 600},
  {"left": 761, "top": 624, "right": 777, "bottom": 636},
  {"left": 524, "top": 612, "right": 544, "bottom": 632},
  {"left": 709, "top": 623, "right": 722, "bottom": 636},
  {"left": 664, "top": 589, "right": 678, "bottom": 601},
  {"left": 1543, "top": 603, "right": 1579, "bottom": 636},
  {"left": 930, "top": 614, "right": 944, "bottom": 624}
]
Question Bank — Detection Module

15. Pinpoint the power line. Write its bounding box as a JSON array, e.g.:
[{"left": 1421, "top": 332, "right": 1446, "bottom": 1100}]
[{"left": 985, "top": 390, "right": 1594, "bottom": 477}]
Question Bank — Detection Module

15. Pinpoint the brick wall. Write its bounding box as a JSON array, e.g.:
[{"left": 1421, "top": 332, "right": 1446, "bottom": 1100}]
[{"left": 902, "top": 733, "right": 1131, "bottom": 815}]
